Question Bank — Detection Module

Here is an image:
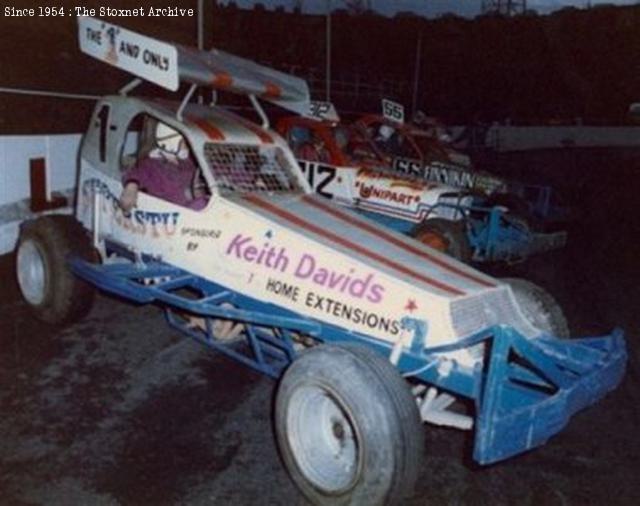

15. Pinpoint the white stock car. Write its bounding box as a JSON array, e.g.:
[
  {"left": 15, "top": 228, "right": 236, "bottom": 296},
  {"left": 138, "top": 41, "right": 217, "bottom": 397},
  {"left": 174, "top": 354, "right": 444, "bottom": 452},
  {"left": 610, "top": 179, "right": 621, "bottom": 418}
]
[{"left": 14, "top": 19, "right": 627, "bottom": 506}]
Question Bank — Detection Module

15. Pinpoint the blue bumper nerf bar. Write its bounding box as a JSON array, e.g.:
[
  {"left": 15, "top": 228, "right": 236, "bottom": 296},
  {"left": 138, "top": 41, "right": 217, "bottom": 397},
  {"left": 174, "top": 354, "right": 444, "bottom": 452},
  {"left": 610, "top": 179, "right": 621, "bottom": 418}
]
[
  {"left": 68, "top": 256, "right": 627, "bottom": 465},
  {"left": 472, "top": 326, "right": 626, "bottom": 464}
]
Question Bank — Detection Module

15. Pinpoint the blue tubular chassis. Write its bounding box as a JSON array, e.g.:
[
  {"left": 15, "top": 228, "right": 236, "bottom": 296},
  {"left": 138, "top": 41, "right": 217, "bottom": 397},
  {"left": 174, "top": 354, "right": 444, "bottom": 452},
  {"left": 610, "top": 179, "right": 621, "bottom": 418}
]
[
  {"left": 69, "top": 254, "right": 626, "bottom": 465},
  {"left": 466, "top": 205, "right": 567, "bottom": 263}
]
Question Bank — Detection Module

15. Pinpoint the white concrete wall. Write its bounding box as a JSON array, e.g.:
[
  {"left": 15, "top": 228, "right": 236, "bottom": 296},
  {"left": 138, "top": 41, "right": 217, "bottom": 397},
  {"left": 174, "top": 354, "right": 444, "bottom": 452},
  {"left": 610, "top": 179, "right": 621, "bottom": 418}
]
[
  {"left": 0, "top": 134, "right": 81, "bottom": 206},
  {"left": 0, "top": 134, "right": 81, "bottom": 254},
  {"left": 486, "top": 126, "right": 640, "bottom": 152}
]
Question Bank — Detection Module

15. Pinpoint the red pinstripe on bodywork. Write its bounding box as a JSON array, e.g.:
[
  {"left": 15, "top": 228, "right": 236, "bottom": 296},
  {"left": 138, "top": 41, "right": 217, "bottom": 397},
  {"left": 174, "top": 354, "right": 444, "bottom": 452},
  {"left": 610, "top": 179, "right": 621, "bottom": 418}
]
[
  {"left": 301, "top": 194, "right": 495, "bottom": 288},
  {"left": 235, "top": 118, "right": 274, "bottom": 145},
  {"left": 243, "top": 194, "right": 467, "bottom": 297},
  {"left": 190, "top": 117, "right": 226, "bottom": 141},
  {"left": 262, "top": 82, "right": 282, "bottom": 99},
  {"left": 212, "top": 72, "right": 233, "bottom": 89},
  {"left": 215, "top": 108, "right": 274, "bottom": 145}
]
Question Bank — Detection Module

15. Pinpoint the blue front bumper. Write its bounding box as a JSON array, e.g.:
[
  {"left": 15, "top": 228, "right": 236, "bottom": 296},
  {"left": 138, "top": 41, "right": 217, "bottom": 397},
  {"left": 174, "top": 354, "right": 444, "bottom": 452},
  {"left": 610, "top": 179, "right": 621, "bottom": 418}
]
[{"left": 473, "top": 328, "right": 626, "bottom": 464}]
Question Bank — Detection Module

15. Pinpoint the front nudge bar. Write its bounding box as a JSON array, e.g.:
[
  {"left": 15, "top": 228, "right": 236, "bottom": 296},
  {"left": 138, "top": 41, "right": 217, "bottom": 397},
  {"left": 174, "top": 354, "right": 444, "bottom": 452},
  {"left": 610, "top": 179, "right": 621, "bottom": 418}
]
[{"left": 473, "top": 326, "right": 626, "bottom": 464}]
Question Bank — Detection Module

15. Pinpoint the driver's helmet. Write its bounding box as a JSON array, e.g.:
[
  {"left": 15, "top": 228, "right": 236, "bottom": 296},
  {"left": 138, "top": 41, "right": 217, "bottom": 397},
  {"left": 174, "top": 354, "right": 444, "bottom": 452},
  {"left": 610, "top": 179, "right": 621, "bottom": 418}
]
[
  {"left": 289, "top": 126, "right": 311, "bottom": 147},
  {"left": 377, "top": 124, "right": 395, "bottom": 142},
  {"left": 155, "top": 123, "right": 185, "bottom": 155}
]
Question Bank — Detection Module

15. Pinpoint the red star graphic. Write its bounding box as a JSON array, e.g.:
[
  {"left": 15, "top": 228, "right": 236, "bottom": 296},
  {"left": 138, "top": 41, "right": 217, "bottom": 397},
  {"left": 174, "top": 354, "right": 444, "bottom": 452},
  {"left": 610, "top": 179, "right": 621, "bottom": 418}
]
[{"left": 404, "top": 299, "right": 418, "bottom": 312}]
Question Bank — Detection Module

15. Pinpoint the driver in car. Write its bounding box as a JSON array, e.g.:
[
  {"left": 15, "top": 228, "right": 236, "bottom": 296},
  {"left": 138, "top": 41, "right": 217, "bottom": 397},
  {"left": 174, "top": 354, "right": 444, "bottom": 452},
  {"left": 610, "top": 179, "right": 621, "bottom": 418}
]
[{"left": 119, "top": 123, "right": 208, "bottom": 211}]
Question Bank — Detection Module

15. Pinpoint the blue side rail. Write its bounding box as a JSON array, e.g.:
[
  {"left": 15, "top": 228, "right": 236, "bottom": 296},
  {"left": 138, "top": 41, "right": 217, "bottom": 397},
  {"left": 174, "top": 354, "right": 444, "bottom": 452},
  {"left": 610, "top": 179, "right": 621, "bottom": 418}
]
[{"left": 68, "top": 255, "right": 626, "bottom": 465}]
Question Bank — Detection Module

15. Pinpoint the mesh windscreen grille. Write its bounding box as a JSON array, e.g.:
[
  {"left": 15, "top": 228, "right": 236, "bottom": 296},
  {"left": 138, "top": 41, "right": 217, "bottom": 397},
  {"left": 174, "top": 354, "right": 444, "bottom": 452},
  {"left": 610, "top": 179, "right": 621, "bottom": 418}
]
[
  {"left": 204, "top": 143, "right": 300, "bottom": 194},
  {"left": 450, "top": 287, "right": 538, "bottom": 339}
]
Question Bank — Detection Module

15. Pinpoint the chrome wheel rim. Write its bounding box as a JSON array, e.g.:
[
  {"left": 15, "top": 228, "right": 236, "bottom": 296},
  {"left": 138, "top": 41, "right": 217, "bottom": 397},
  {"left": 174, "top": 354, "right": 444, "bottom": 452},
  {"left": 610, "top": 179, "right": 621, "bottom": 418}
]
[
  {"left": 17, "top": 239, "right": 47, "bottom": 305},
  {"left": 287, "top": 384, "right": 360, "bottom": 493}
]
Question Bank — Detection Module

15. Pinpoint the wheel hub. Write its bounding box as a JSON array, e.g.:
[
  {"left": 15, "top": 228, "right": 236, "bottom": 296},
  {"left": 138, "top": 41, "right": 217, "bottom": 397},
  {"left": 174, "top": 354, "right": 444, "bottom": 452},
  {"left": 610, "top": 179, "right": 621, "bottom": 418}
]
[
  {"left": 287, "top": 385, "right": 360, "bottom": 493},
  {"left": 17, "top": 239, "right": 47, "bottom": 305}
]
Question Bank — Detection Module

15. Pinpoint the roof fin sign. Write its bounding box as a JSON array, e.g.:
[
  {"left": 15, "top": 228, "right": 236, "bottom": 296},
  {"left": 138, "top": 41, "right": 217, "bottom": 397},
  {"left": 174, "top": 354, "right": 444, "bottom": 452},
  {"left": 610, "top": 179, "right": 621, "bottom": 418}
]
[
  {"left": 78, "top": 17, "right": 311, "bottom": 115},
  {"left": 177, "top": 46, "right": 310, "bottom": 115},
  {"left": 78, "top": 16, "right": 179, "bottom": 91}
]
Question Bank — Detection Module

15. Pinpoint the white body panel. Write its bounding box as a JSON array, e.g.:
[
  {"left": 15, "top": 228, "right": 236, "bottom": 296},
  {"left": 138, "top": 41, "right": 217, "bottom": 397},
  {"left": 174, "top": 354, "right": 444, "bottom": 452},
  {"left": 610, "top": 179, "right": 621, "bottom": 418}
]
[
  {"left": 77, "top": 163, "right": 537, "bottom": 367},
  {"left": 299, "top": 162, "right": 470, "bottom": 223}
]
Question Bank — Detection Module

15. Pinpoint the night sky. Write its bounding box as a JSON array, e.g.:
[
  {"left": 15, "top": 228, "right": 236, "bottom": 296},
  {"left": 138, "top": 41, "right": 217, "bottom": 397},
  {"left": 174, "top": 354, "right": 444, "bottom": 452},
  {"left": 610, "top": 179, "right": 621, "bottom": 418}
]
[{"left": 219, "top": 0, "right": 638, "bottom": 17}]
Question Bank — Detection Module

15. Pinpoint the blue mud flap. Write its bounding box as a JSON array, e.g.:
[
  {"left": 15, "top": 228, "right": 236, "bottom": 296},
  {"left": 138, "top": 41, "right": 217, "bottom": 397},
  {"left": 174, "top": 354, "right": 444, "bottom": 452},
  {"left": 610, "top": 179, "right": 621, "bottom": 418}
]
[{"left": 474, "top": 326, "right": 627, "bottom": 464}]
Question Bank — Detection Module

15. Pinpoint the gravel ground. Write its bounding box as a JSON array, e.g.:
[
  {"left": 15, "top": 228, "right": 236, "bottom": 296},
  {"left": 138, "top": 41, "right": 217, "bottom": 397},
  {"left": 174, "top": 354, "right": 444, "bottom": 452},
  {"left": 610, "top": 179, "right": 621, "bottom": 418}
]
[{"left": 1, "top": 271, "right": 637, "bottom": 506}]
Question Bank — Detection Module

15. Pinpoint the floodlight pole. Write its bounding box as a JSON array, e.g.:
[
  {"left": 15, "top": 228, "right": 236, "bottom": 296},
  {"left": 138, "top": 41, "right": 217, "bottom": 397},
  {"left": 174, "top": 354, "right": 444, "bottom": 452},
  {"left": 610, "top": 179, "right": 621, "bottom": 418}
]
[
  {"left": 326, "top": 0, "right": 332, "bottom": 101},
  {"left": 197, "top": 0, "right": 204, "bottom": 103},
  {"left": 197, "top": 0, "right": 204, "bottom": 50},
  {"left": 412, "top": 31, "right": 422, "bottom": 115}
]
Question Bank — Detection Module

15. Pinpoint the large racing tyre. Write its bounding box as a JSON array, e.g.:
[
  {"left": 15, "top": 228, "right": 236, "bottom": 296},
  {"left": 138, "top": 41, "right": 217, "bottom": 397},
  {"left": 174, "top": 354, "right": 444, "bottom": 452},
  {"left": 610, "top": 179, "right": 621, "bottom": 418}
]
[
  {"left": 275, "top": 344, "right": 424, "bottom": 506},
  {"left": 414, "top": 218, "right": 472, "bottom": 263},
  {"left": 15, "top": 215, "right": 95, "bottom": 326},
  {"left": 503, "top": 277, "right": 570, "bottom": 338}
]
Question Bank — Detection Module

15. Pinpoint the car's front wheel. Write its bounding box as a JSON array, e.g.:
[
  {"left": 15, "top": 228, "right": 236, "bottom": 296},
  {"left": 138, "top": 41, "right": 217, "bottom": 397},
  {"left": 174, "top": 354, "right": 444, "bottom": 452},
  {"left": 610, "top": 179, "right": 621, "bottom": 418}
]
[
  {"left": 15, "top": 215, "right": 95, "bottom": 326},
  {"left": 275, "top": 344, "right": 424, "bottom": 506}
]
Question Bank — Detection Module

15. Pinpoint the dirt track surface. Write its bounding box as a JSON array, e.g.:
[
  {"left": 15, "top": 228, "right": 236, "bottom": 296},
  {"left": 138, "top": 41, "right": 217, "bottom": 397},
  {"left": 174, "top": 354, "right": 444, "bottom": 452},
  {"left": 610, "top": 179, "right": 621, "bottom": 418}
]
[
  {"left": 1, "top": 149, "right": 640, "bottom": 505},
  {"left": 0, "top": 288, "right": 636, "bottom": 506},
  {"left": 0, "top": 258, "right": 638, "bottom": 506}
]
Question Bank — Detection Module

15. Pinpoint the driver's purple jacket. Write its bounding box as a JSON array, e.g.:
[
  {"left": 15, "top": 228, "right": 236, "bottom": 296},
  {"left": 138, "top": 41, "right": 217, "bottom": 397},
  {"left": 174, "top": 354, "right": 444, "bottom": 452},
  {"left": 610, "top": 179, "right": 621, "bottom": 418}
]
[{"left": 123, "top": 157, "right": 208, "bottom": 210}]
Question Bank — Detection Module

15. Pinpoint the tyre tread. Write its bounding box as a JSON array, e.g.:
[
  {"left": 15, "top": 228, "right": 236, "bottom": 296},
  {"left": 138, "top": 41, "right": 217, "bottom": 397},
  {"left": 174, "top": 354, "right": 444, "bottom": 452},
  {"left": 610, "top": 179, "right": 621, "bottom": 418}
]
[
  {"left": 275, "top": 343, "right": 424, "bottom": 506},
  {"left": 503, "top": 277, "right": 570, "bottom": 338},
  {"left": 414, "top": 218, "right": 472, "bottom": 262},
  {"left": 17, "top": 215, "right": 95, "bottom": 326}
]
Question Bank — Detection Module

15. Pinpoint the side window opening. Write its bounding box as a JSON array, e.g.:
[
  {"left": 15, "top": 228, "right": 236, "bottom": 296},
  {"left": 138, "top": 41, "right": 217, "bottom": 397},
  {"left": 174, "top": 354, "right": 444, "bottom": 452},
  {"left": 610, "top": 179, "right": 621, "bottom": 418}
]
[
  {"left": 94, "top": 104, "right": 110, "bottom": 163},
  {"left": 309, "top": 131, "right": 331, "bottom": 163},
  {"left": 287, "top": 125, "right": 312, "bottom": 159},
  {"left": 120, "top": 114, "right": 146, "bottom": 170},
  {"left": 119, "top": 113, "right": 210, "bottom": 211},
  {"left": 287, "top": 125, "right": 329, "bottom": 163}
]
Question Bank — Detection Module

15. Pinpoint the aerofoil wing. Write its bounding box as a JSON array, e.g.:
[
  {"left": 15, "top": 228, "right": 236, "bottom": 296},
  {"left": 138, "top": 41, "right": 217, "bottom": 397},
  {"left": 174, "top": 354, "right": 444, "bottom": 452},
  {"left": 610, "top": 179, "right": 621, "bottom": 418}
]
[
  {"left": 177, "top": 45, "right": 310, "bottom": 115},
  {"left": 77, "top": 16, "right": 310, "bottom": 115}
]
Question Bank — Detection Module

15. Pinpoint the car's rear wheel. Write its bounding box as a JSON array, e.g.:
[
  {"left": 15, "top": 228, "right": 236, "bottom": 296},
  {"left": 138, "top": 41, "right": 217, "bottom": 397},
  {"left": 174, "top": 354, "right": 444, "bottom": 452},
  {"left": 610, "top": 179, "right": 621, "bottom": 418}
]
[
  {"left": 16, "top": 215, "right": 95, "bottom": 326},
  {"left": 414, "top": 218, "right": 472, "bottom": 263},
  {"left": 275, "top": 344, "right": 424, "bottom": 506}
]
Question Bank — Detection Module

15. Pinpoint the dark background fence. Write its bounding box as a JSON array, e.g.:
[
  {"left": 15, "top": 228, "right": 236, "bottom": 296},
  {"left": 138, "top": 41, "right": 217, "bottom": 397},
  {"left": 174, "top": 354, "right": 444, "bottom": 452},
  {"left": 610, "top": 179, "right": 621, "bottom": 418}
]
[{"left": 1, "top": 0, "right": 639, "bottom": 133}]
